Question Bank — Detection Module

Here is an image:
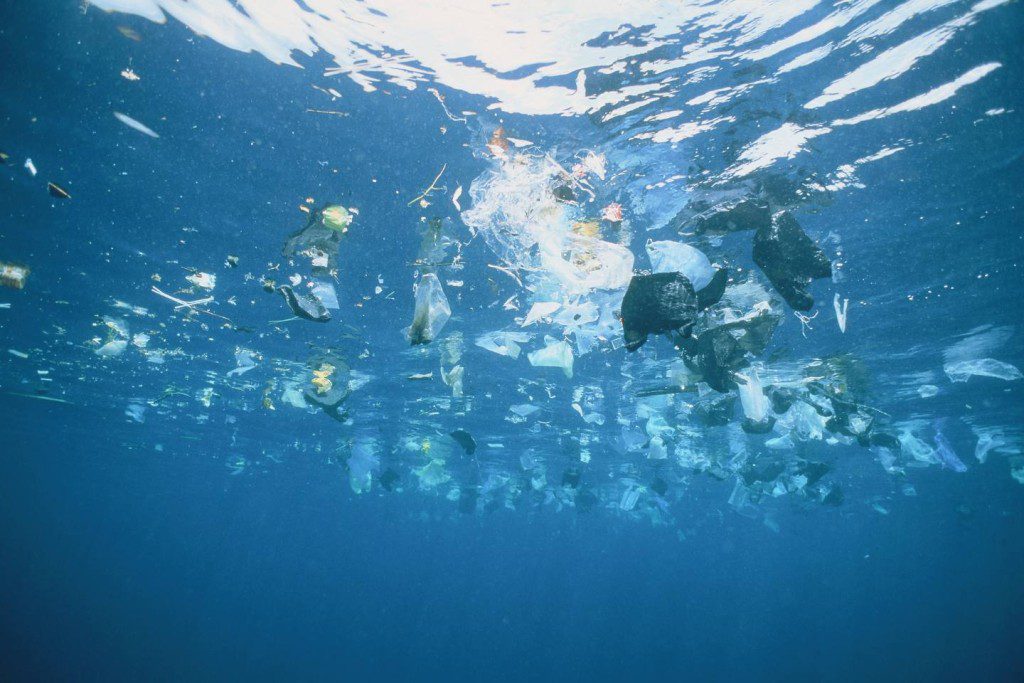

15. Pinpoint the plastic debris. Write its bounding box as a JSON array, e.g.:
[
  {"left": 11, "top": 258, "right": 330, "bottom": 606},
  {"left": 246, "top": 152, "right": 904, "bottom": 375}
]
[
  {"left": 47, "top": 182, "right": 71, "bottom": 199},
  {"left": 933, "top": 419, "right": 968, "bottom": 473},
  {"left": 450, "top": 429, "right": 477, "bottom": 455},
  {"left": 0, "top": 262, "right": 30, "bottom": 290},
  {"left": 114, "top": 111, "right": 159, "bottom": 138},
  {"left": 974, "top": 429, "right": 1007, "bottom": 464},
  {"left": 475, "top": 331, "right": 531, "bottom": 359},
  {"left": 95, "top": 339, "right": 128, "bottom": 357},
  {"left": 523, "top": 301, "right": 560, "bottom": 326},
  {"left": 943, "top": 358, "right": 1022, "bottom": 383},
  {"left": 736, "top": 370, "right": 773, "bottom": 433},
  {"left": 226, "top": 348, "right": 258, "bottom": 377},
  {"left": 321, "top": 205, "right": 353, "bottom": 232},
  {"left": 282, "top": 204, "right": 354, "bottom": 276},
  {"left": 186, "top": 272, "right": 216, "bottom": 290},
  {"left": 348, "top": 439, "right": 380, "bottom": 494},
  {"left": 278, "top": 285, "right": 330, "bottom": 322},
  {"left": 621, "top": 273, "right": 697, "bottom": 351},
  {"left": 527, "top": 336, "right": 574, "bottom": 378},
  {"left": 310, "top": 280, "right": 340, "bottom": 309},
  {"left": 752, "top": 211, "right": 831, "bottom": 311},
  {"left": 646, "top": 240, "right": 714, "bottom": 290},
  {"left": 302, "top": 352, "right": 350, "bottom": 422},
  {"left": 408, "top": 273, "right": 451, "bottom": 345},
  {"left": 24, "top": 158, "right": 37, "bottom": 176},
  {"left": 685, "top": 196, "right": 771, "bottom": 235},
  {"left": 833, "top": 293, "right": 849, "bottom": 333}
]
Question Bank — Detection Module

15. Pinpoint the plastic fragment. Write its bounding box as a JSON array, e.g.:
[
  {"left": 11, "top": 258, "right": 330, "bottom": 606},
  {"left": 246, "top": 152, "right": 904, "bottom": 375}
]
[
  {"left": 527, "top": 336, "right": 574, "bottom": 378},
  {"left": 114, "top": 111, "right": 159, "bottom": 138},
  {"left": 646, "top": 240, "right": 714, "bottom": 290},
  {"left": 933, "top": 419, "right": 967, "bottom": 473},
  {"left": 752, "top": 211, "right": 831, "bottom": 311},
  {"left": 95, "top": 339, "right": 128, "bottom": 357},
  {"left": 408, "top": 273, "right": 451, "bottom": 345},
  {"left": 187, "top": 272, "right": 216, "bottom": 290},
  {"left": 943, "top": 358, "right": 1022, "bottom": 383},
  {"left": 0, "top": 262, "right": 30, "bottom": 289},
  {"left": 620, "top": 273, "right": 697, "bottom": 351},
  {"left": 450, "top": 429, "right": 477, "bottom": 455},
  {"left": 475, "top": 331, "right": 531, "bottom": 359},
  {"left": 523, "top": 301, "right": 560, "bottom": 326},
  {"left": 278, "top": 285, "right": 330, "bottom": 322},
  {"left": 833, "top": 293, "right": 849, "bottom": 333},
  {"left": 47, "top": 182, "right": 71, "bottom": 199}
]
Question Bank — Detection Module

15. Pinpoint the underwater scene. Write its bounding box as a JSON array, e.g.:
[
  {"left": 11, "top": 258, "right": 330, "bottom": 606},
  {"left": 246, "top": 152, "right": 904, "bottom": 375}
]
[{"left": 1, "top": 0, "right": 1023, "bottom": 679}]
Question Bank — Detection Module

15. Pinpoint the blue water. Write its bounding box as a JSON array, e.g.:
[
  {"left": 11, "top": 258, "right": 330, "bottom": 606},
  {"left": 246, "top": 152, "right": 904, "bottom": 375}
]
[{"left": 1, "top": 1, "right": 1023, "bottom": 679}]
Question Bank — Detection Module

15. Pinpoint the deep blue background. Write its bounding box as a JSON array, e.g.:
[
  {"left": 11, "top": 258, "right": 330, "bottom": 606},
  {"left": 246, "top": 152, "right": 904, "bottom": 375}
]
[{"left": 2, "top": 2, "right": 1023, "bottom": 680}]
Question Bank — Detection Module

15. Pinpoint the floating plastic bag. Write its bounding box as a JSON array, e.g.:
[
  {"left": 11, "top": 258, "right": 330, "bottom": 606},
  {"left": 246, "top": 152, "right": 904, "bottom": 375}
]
[
  {"left": 408, "top": 273, "right": 451, "bottom": 345},
  {"left": 348, "top": 439, "right": 380, "bottom": 494},
  {"left": 227, "top": 347, "right": 258, "bottom": 377},
  {"left": 943, "top": 358, "right": 1022, "bottom": 383},
  {"left": 475, "top": 331, "right": 531, "bottom": 359},
  {"left": 646, "top": 240, "right": 714, "bottom": 290},
  {"left": 527, "top": 336, "right": 574, "bottom": 378},
  {"left": 736, "top": 370, "right": 769, "bottom": 424}
]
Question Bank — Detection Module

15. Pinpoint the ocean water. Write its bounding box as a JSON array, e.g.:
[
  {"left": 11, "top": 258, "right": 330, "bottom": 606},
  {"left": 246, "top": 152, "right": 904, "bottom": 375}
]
[{"left": 1, "top": 1, "right": 1023, "bottom": 679}]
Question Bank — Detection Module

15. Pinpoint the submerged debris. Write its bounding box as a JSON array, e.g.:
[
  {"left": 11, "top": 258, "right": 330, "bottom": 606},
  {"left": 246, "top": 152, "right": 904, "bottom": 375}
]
[
  {"left": 278, "top": 285, "right": 330, "bottom": 322},
  {"left": 752, "top": 212, "right": 831, "bottom": 311},
  {"left": 621, "top": 273, "right": 697, "bottom": 351}
]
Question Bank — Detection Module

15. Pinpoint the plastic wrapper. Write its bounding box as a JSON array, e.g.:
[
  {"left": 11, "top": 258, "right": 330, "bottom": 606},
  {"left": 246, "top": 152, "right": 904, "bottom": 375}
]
[
  {"left": 527, "top": 336, "right": 574, "bottom": 378},
  {"left": 408, "top": 273, "right": 451, "bottom": 345},
  {"left": 646, "top": 240, "right": 714, "bottom": 290}
]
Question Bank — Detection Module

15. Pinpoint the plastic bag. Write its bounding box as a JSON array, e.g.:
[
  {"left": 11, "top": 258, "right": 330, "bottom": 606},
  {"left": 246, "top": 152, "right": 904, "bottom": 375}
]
[
  {"left": 646, "top": 240, "right": 714, "bottom": 290},
  {"left": 408, "top": 273, "right": 451, "bottom": 345}
]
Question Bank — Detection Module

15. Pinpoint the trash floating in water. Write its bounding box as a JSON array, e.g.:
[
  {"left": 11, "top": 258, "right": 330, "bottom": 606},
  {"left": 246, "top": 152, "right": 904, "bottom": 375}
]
[
  {"left": 0, "top": 262, "right": 30, "bottom": 289},
  {"left": 186, "top": 272, "right": 216, "bottom": 290},
  {"left": 47, "top": 182, "right": 71, "bottom": 199},
  {"left": 278, "top": 285, "right": 330, "bottom": 322},
  {"left": 24, "top": 158, "right": 36, "bottom": 176},
  {"left": 450, "top": 429, "right": 476, "bottom": 455},
  {"left": 621, "top": 273, "right": 697, "bottom": 351},
  {"left": 943, "top": 358, "right": 1022, "bottom": 383},
  {"left": 752, "top": 211, "right": 831, "bottom": 311},
  {"left": 408, "top": 273, "right": 451, "bottom": 345},
  {"left": 833, "top": 293, "right": 849, "bottom": 333},
  {"left": 114, "top": 111, "right": 160, "bottom": 138},
  {"left": 646, "top": 240, "right": 713, "bottom": 290},
  {"left": 527, "top": 336, "right": 574, "bottom": 378}
]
